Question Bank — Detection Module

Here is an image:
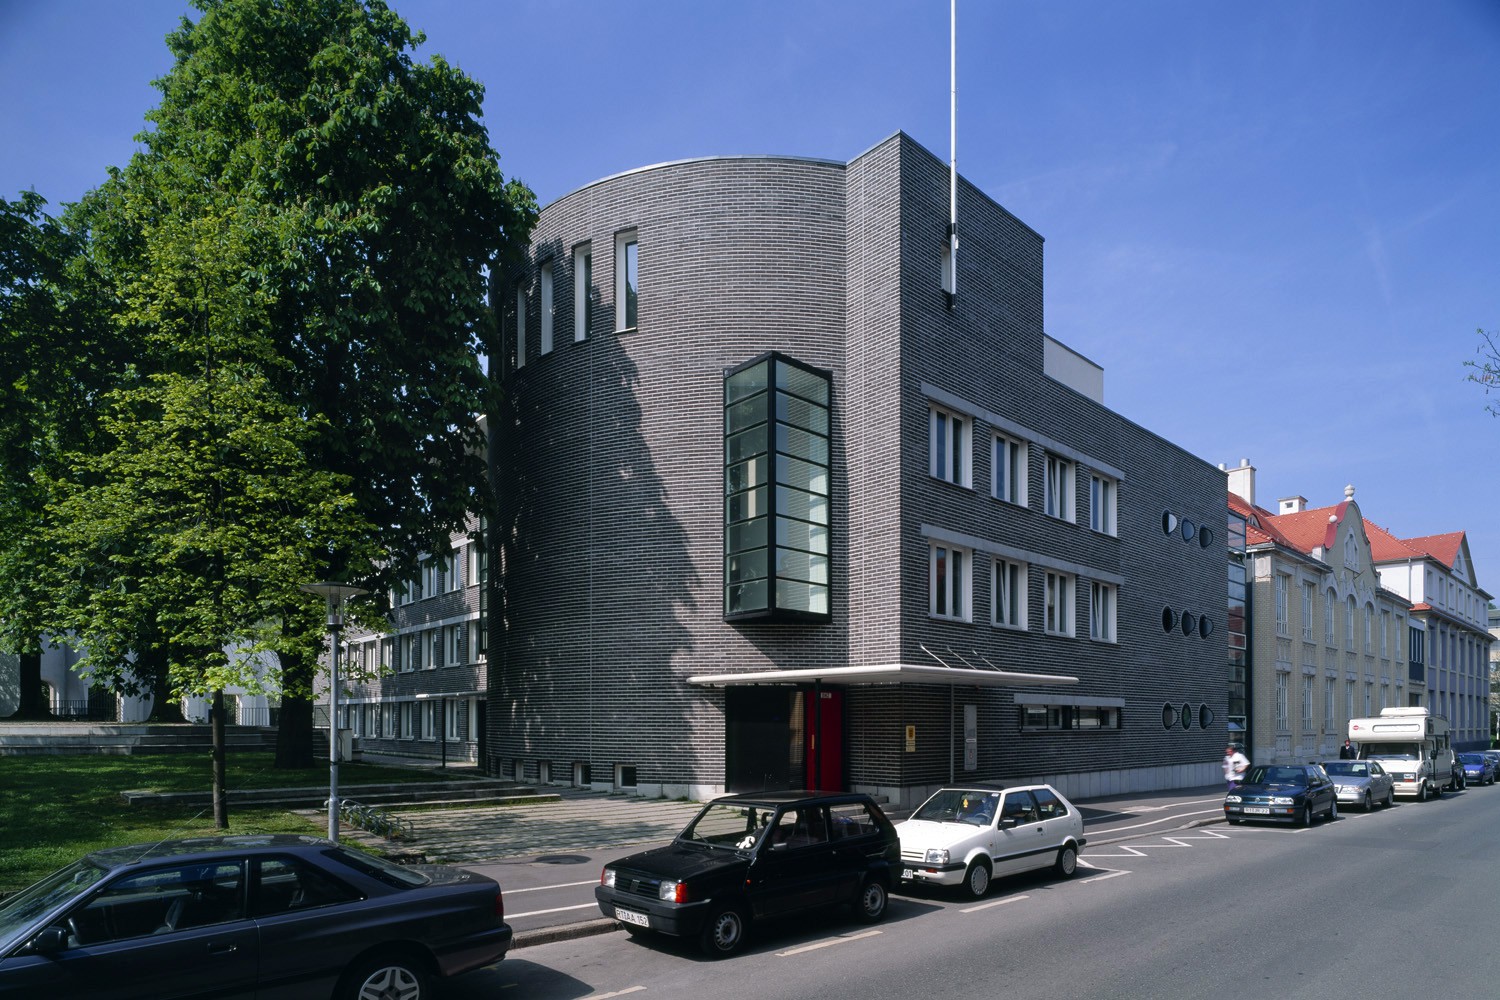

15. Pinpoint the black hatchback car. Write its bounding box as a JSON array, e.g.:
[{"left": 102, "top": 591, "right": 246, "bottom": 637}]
[
  {"left": 0, "top": 834, "right": 511, "bottom": 1000},
  {"left": 596, "top": 790, "right": 900, "bottom": 957},
  {"left": 1224, "top": 763, "right": 1339, "bottom": 827}
]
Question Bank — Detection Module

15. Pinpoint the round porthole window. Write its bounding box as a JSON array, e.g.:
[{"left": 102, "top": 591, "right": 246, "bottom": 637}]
[
  {"left": 1163, "top": 511, "right": 1179, "bottom": 535},
  {"left": 1180, "top": 703, "right": 1192, "bottom": 730},
  {"left": 1199, "top": 527, "right": 1214, "bottom": 548},
  {"left": 1200, "top": 616, "right": 1213, "bottom": 638},
  {"left": 1199, "top": 705, "right": 1215, "bottom": 729},
  {"left": 1162, "top": 704, "right": 1177, "bottom": 729},
  {"left": 1181, "top": 611, "right": 1196, "bottom": 636},
  {"left": 1181, "top": 519, "right": 1196, "bottom": 543},
  {"left": 1163, "top": 607, "right": 1178, "bottom": 632}
]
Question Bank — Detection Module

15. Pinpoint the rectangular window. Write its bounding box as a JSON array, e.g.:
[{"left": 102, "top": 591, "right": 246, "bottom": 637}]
[
  {"left": 1045, "top": 571, "right": 1074, "bottom": 636},
  {"left": 1088, "top": 474, "right": 1116, "bottom": 535},
  {"left": 1324, "top": 677, "right": 1336, "bottom": 729},
  {"left": 1275, "top": 575, "right": 1288, "bottom": 636},
  {"left": 992, "top": 435, "right": 1027, "bottom": 505},
  {"left": 1275, "top": 673, "right": 1289, "bottom": 729},
  {"left": 469, "top": 620, "right": 484, "bottom": 662},
  {"left": 380, "top": 638, "right": 392, "bottom": 670},
  {"left": 400, "top": 702, "right": 413, "bottom": 741},
  {"left": 1044, "top": 453, "right": 1075, "bottom": 522},
  {"left": 445, "top": 699, "right": 461, "bottom": 740},
  {"left": 929, "top": 407, "right": 970, "bottom": 487},
  {"left": 405, "top": 633, "right": 421, "bottom": 672},
  {"left": 1346, "top": 680, "right": 1355, "bottom": 719},
  {"left": 1302, "top": 583, "right": 1314, "bottom": 641},
  {"left": 539, "top": 263, "right": 554, "bottom": 355},
  {"left": 930, "top": 543, "right": 970, "bottom": 621},
  {"left": 1089, "top": 581, "right": 1116, "bottom": 642},
  {"left": 1019, "top": 704, "right": 1121, "bottom": 731},
  {"left": 993, "top": 558, "right": 1027, "bottom": 629},
  {"left": 1301, "top": 676, "right": 1314, "bottom": 729},
  {"left": 515, "top": 281, "right": 527, "bottom": 368},
  {"left": 1364, "top": 608, "right": 1373, "bottom": 653},
  {"left": 615, "top": 230, "right": 638, "bottom": 332},
  {"left": 446, "top": 624, "right": 463, "bottom": 666},
  {"left": 573, "top": 243, "right": 592, "bottom": 341},
  {"left": 429, "top": 629, "right": 442, "bottom": 670}
]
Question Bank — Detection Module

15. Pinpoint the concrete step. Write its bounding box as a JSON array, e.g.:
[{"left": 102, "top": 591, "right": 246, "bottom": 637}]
[{"left": 121, "top": 780, "right": 547, "bottom": 811}]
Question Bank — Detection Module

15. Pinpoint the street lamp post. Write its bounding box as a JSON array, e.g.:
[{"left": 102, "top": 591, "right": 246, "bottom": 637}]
[{"left": 301, "top": 582, "right": 368, "bottom": 842}]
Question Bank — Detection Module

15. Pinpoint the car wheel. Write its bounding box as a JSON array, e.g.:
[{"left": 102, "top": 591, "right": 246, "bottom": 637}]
[
  {"left": 1054, "top": 844, "right": 1078, "bottom": 878},
  {"left": 342, "top": 954, "right": 429, "bottom": 1000},
  {"left": 1384, "top": 787, "right": 1394, "bottom": 808},
  {"left": 1328, "top": 799, "right": 1338, "bottom": 821},
  {"left": 1362, "top": 792, "right": 1372, "bottom": 812},
  {"left": 699, "top": 904, "right": 748, "bottom": 958},
  {"left": 853, "top": 876, "right": 889, "bottom": 923},
  {"left": 1417, "top": 781, "right": 1428, "bottom": 802},
  {"left": 963, "top": 858, "right": 992, "bottom": 899},
  {"left": 1299, "top": 804, "right": 1313, "bottom": 828}
]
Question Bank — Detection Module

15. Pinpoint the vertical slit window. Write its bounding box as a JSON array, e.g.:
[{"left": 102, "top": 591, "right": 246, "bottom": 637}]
[
  {"left": 616, "top": 230, "right": 638, "bottom": 332},
  {"left": 539, "top": 263, "right": 554, "bottom": 355}
]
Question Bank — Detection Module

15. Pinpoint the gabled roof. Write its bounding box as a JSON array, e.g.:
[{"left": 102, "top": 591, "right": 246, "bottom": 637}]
[
  {"left": 1228, "top": 492, "right": 1295, "bottom": 548},
  {"left": 1268, "top": 502, "right": 1349, "bottom": 555},
  {"left": 1401, "top": 532, "right": 1465, "bottom": 569},
  {"left": 1362, "top": 518, "right": 1428, "bottom": 562}
]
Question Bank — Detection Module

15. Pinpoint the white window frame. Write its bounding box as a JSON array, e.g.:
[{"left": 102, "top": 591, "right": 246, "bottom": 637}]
[
  {"left": 1045, "top": 570, "right": 1075, "bottom": 637},
  {"left": 1324, "top": 677, "right": 1336, "bottom": 729},
  {"left": 1325, "top": 589, "right": 1336, "bottom": 645},
  {"left": 445, "top": 699, "right": 461, "bottom": 740},
  {"left": 429, "top": 628, "right": 442, "bottom": 670},
  {"left": 992, "top": 434, "right": 1027, "bottom": 506},
  {"left": 446, "top": 624, "right": 462, "bottom": 666},
  {"left": 1089, "top": 581, "right": 1116, "bottom": 642},
  {"left": 515, "top": 281, "right": 527, "bottom": 368},
  {"left": 992, "top": 557, "right": 1027, "bottom": 630},
  {"left": 469, "top": 620, "right": 484, "bottom": 661},
  {"left": 1274, "top": 574, "right": 1289, "bottom": 637},
  {"left": 615, "top": 230, "right": 638, "bottom": 332},
  {"left": 1276, "top": 673, "right": 1289, "bottom": 730},
  {"left": 539, "top": 262, "right": 554, "bottom": 355},
  {"left": 421, "top": 702, "right": 435, "bottom": 741},
  {"left": 1301, "top": 583, "right": 1314, "bottom": 641},
  {"left": 1044, "top": 453, "right": 1075, "bottom": 522},
  {"left": 1301, "top": 675, "right": 1314, "bottom": 729},
  {"left": 929, "top": 543, "right": 971, "bottom": 621},
  {"left": 929, "top": 406, "right": 970, "bottom": 487},
  {"left": 573, "top": 243, "right": 592, "bottom": 342},
  {"left": 1088, "top": 473, "right": 1116, "bottom": 535}
]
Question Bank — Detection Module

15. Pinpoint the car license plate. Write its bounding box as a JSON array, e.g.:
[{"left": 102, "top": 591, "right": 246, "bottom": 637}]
[
  {"left": 1245, "top": 807, "right": 1270, "bottom": 815},
  {"left": 902, "top": 868, "right": 914, "bottom": 880},
  {"left": 615, "top": 907, "right": 650, "bottom": 928}
]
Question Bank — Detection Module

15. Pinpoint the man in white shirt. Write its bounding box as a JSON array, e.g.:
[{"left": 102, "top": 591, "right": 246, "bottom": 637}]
[{"left": 1223, "top": 744, "right": 1249, "bottom": 791}]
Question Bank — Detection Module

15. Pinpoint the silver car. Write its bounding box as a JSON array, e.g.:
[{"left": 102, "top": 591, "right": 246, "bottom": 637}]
[{"left": 1321, "top": 759, "right": 1395, "bottom": 811}]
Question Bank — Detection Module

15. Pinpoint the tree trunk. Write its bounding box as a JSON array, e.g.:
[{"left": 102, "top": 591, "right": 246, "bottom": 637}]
[
  {"left": 10, "top": 648, "right": 49, "bottom": 719},
  {"left": 144, "top": 652, "right": 185, "bottom": 723},
  {"left": 275, "top": 651, "right": 316, "bottom": 769},
  {"left": 211, "top": 689, "right": 228, "bottom": 829}
]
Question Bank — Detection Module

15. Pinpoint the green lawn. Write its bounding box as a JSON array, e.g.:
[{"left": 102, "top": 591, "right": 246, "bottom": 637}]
[{"left": 0, "top": 753, "right": 470, "bottom": 894}]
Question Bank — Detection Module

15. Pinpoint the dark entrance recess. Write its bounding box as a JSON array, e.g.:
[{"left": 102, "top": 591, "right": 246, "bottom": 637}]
[{"left": 725, "top": 686, "right": 846, "bottom": 793}]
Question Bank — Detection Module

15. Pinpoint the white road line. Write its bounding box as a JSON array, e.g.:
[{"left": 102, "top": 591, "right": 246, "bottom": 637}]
[
  {"left": 1083, "top": 845, "right": 1147, "bottom": 857},
  {"left": 509, "top": 902, "right": 600, "bottom": 919},
  {"left": 507, "top": 879, "right": 599, "bottom": 894},
  {"left": 1073, "top": 869, "right": 1130, "bottom": 884},
  {"left": 1087, "top": 807, "right": 1225, "bottom": 834},
  {"left": 962, "top": 893, "right": 1031, "bottom": 913},
  {"left": 776, "top": 929, "right": 883, "bottom": 956},
  {"left": 585, "top": 987, "right": 647, "bottom": 999}
]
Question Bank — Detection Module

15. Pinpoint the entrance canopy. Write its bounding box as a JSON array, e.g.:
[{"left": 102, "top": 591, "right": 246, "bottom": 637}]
[{"left": 686, "top": 662, "right": 1079, "bottom": 689}]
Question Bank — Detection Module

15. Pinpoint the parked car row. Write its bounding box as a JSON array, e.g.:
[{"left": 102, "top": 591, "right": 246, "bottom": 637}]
[
  {"left": 593, "top": 783, "right": 1086, "bottom": 958},
  {"left": 1225, "top": 752, "right": 1500, "bottom": 828}
]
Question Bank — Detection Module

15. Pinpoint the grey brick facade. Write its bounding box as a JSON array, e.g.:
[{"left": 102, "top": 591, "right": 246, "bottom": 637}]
[{"left": 490, "top": 132, "right": 1227, "bottom": 806}]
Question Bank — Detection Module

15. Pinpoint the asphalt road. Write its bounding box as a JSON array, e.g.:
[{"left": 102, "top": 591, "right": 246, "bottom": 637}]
[{"left": 445, "top": 784, "right": 1500, "bottom": 1000}]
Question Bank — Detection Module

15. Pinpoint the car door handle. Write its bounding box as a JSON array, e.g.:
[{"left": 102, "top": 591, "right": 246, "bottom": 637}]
[{"left": 206, "top": 943, "right": 239, "bottom": 955}]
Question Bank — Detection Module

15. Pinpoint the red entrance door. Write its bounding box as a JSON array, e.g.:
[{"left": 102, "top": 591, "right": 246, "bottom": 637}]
[{"left": 804, "top": 688, "right": 845, "bottom": 792}]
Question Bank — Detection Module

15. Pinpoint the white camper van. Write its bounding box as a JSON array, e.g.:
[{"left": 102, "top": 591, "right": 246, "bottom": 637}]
[{"left": 1347, "top": 707, "right": 1457, "bottom": 801}]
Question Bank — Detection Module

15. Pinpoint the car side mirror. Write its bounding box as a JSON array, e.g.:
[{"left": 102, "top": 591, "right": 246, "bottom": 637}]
[{"left": 29, "top": 927, "right": 69, "bottom": 955}]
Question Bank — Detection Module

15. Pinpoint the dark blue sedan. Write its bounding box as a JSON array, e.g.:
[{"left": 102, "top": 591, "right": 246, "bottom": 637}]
[
  {"left": 0, "top": 834, "right": 511, "bottom": 1000},
  {"left": 1224, "top": 763, "right": 1339, "bottom": 826},
  {"left": 1458, "top": 753, "right": 1496, "bottom": 786}
]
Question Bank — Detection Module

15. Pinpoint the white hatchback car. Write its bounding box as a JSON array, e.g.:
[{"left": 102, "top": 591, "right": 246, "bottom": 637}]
[{"left": 895, "top": 785, "right": 1087, "bottom": 898}]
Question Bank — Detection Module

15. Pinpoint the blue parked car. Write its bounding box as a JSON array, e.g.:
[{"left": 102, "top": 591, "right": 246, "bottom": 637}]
[{"left": 1458, "top": 752, "right": 1496, "bottom": 786}]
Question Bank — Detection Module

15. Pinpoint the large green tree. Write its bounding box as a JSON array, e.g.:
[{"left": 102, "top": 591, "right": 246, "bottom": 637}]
[{"left": 7, "top": 0, "right": 534, "bottom": 769}]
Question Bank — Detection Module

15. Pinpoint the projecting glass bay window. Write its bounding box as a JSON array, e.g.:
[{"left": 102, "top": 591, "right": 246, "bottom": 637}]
[{"left": 724, "top": 353, "right": 832, "bottom": 623}]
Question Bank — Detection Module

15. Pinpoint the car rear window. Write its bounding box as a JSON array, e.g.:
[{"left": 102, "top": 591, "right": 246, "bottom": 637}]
[{"left": 322, "top": 847, "right": 429, "bottom": 888}]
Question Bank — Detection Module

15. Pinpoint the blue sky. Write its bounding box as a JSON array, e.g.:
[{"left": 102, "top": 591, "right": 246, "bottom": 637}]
[{"left": 3, "top": 0, "right": 1498, "bottom": 598}]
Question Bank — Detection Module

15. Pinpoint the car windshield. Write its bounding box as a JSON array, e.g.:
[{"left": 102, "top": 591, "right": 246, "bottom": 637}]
[
  {"left": 679, "top": 801, "right": 772, "bottom": 849},
  {"left": 1459, "top": 754, "right": 1485, "bottom": 764},
  {"left": 1246, "top": 766, "right": 1308, "bottom": 785},
  {"left": 0, "top": 856, "right": 109, "bottom": 953},
  {"left": 911, "top": 789, "right": 1000, "bottom": 826},
  {"left": 1323, "top": 762, "right": 1368, "bottom": 777},
  {"left": 1360, "top": 742, "right": 1421, "bottom": 761}
]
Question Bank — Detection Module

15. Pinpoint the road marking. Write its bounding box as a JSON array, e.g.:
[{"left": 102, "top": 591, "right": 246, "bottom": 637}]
[
  {"left": 507, "top": 879, "right": 599, "bottom": 894},
  {"left": 776, "top": 929, "right": 882, "bottom": 956},
  {"left": 509, "top": 902, "right": 600, "bottom": 919},
  {"left": 1083, "top": 845, "right": 1147, "bottom": 857},
  {"left": 585, "top": 988, "right": 646, "bottom": 999},
  {"left": 1073, "top": 869, "right": 1130, "bottom": 884},
  {"left": 962, "top": 893, "right": 1030, "bottom": 913},
  {"left": 1088, "top": 807, "right": 1225, "bottom": 834}
]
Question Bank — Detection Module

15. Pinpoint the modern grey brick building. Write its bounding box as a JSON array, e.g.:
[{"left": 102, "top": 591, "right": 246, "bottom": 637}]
[{"left": 488, "top": 132, "right": 1227, "bottom": 806}]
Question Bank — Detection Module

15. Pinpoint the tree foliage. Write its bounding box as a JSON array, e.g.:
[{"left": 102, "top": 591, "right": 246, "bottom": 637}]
[
  {"left": 1, "top": 0, "right": 535, "bottom": 765},
  {"left": 1466, "top": 328, "right": 1499, "bottom": 418}
]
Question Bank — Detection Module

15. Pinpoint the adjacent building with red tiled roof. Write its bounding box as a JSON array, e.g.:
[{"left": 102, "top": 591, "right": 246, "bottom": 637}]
[{"left": 1223, "top": 462, "right": 1417, "bottom": 766}]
